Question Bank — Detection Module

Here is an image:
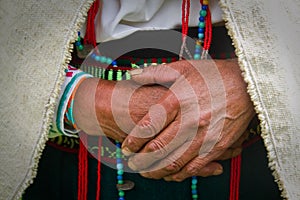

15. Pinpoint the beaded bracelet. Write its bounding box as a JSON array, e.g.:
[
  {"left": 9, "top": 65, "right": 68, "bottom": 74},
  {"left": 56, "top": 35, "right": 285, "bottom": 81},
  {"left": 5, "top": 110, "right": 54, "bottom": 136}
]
[
  {"left": 64, "top": 76, "right": 88, "bottom": 130},
  {"left": 50, "top": 65, "right": 93, "bottom": 138}
]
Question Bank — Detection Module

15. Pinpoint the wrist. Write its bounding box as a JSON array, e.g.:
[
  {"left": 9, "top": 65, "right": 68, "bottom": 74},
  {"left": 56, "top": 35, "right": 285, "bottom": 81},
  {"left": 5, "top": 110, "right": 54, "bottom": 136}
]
[
  {"left": 51, "top": 66, "right": 93, "bottom": 137},
  {"left": 73, "top": 77, "right": 104, "bottom": 136},
  {"left": 94, "top": 79, "right": 128, "bottom": 141}
]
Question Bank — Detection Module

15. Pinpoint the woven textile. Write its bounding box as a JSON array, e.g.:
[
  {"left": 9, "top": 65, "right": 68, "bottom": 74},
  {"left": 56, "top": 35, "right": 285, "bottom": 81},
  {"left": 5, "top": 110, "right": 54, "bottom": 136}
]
[
  {"left": 220, "top": 0, "right": 300, "bottom": 199},
  {"left": 0, "top": 0, "right": 93, "bottom": 199}
]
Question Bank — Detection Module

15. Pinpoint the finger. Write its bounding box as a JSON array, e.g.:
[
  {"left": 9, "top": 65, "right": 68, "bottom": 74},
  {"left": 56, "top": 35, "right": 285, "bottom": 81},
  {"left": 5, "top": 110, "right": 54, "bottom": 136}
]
[
  {"left": 215, "top": 130, "right": 249, "bottom": 161},
  {"left": 163, "top": 158, "right": 223, "bottom": 182},
  {"left": 126, "top": 119, "right": 185, "bottom": 171},
  {"left": 231, "top": 130, "right": 250, "bottom": 148},
  {"left": 129, "top": 64, "right": 181, "bottom": 85},
  {"left": 217, "top": 147, "right": 242, "bottom": 161},
  {"left": 132, "top": 127, "right": 207, "bottom": 176},
  {"left": 122, "top": 91, "right": 179, "bottom": 156},
  {"left": 163, "top": 162, "right": 223, "bottom": 182}
]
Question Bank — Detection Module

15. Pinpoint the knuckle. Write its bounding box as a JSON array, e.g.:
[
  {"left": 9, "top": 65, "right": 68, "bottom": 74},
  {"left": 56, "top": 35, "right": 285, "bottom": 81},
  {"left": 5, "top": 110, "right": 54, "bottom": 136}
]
[
  {"left": 125, "top": 137, "right": 139, "bottom": 152},
  {"left": 198, "top": 112, "right": 211, "bottom": 127},
  {"left": 198, "top": 118, "right": 210, "bottom": 127},
  {"left": 126, "top": 137, "right": 137, "bottom": 147},
  {"left": 147, "top": 139, "right": 167, "bottom": 154},
  {"left": 165, "top": 160, "right": 183, "bottom": 173},
  {"left": 137, "top": 122, "right": 157, "bottom": 139},
  {"left": 216, "top": 137, "right": 231, "bottom": 150},
  {"left": 186, "top": 165, "right": 198, "bottom": 176}
]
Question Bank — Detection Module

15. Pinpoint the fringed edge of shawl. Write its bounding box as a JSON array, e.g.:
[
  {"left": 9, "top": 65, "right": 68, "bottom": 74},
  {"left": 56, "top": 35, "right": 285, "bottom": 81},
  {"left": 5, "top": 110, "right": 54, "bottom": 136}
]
[
  {"left": 14, "top": 0, "right": 95, "bottom": 199},
  {"left": 218, "top": 0, "right": 287, "bottom": 199}
]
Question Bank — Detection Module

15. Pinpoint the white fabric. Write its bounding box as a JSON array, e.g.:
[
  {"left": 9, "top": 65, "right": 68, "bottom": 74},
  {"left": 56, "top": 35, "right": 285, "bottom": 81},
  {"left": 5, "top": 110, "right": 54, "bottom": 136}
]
[
  {"left": 0, "top": 0, "right": 94, "bottom": 199},
  {"left": 82, "top": 0, "right": 223, "bottom": 42},
  {"left": 220, "top": 0, "right": 300, "bottom": 199}
]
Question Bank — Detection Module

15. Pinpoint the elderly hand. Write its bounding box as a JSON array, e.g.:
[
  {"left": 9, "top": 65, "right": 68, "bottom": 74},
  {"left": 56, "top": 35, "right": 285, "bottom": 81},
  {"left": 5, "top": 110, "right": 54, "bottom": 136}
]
[
  {"left": 73, "top": 78, "right": 167, "bottom": 141},
  {"left": 121, "top": 59, "right": 255, "bottom": 181}
]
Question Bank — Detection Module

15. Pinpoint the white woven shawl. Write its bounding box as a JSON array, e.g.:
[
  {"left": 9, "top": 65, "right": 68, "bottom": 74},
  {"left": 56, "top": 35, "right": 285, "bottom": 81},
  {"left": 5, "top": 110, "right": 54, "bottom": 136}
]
[
  {"left": 220, "top": 0, "right": 300, "bottom": 199},
  {"left": 0, "top": 0, "right": 93, "bottom": 199}
]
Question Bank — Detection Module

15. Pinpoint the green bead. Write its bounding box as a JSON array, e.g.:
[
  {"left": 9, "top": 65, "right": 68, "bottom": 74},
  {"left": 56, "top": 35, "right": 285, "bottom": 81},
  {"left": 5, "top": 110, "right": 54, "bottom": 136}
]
[
  {"left": 119, "top": 190, "right": 125, "bottom": 197},
  {"left": 78, "top": 45, "right": 84, "bottom": 51},
  {"left": 116, "top": 152, "right": 122, "bottom": 158},
  {"left": 117, "top": 70, "right": 122, "bottom": 81},
  {"left": 157, "top": 58, "right": 162, "bottom": 64},
  {"left": 192, "top": 178, "right": 198, "bottom": 185},
  {"left": 100, "top": 56, "right": 107, "bottom": 63},
  {"left": 106, "top": 57, "right": 113, "bottom": 65},
  {"left": 192, "top": 194, "right": 198, "bottom": 199},
  {"left": 198, "top": 33, "right": 204, "bottom": 39},
  {"left": 117, "top": 170, "right": 124, "bottom": 175},
  {"left": 198, "top": 22, "right": 205, "bottom": 28},
  {"left": 108, "top": 70, "right": 113, "bottom": 80},
  {"left": 191, "top": 184, "right": 197, "bottom": 189},
  {"left": 200, "top": 10, "right": 207, "bottom": 17},
  {"left": 194, "top": 54, "right": 200, "bottom": 60},
  {"left": 116, "top": 148, "right": 122, "bottom": 153},
  {"left": 167, "top": 57, "right": 172, "bottom": 63},
  {"left": 118, "top": 180, "right": 124, "bottom": 184}
]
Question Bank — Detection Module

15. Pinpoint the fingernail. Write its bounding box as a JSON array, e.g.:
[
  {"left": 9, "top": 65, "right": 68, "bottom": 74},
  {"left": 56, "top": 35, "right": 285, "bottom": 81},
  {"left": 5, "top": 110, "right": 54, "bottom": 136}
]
[
  {"left": 129, "top": 68, "right": 143, "bottom": 76},
  {"left": 122, "top": 147, "right": 133, "bottom": 156},
  {"left": 213, "top": 168, "right": 223, "bottom": 176},
  {"left": 140, "top": 172, "right": 150, "bottom": 178},
  {"left": 164, "top": 176, "right": 173, "bottom": 182},
  {"left": 128, "top": 160, "right": 138, "bottom": 171}
]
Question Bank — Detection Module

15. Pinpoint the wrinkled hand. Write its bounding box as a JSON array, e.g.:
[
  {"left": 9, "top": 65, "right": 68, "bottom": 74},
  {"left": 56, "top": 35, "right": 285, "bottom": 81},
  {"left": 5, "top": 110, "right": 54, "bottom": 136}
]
[
  {"left": 121, "top": 59, "right": 255, "bottom": 181},
  {"left": 73, "top": 78, "right": 166, "bottom": 141}
]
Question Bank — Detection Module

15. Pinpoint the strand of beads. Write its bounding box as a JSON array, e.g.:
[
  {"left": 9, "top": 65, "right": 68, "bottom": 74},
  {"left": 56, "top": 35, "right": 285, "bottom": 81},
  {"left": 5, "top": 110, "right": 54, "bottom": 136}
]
[
  {"left": 116, "top": 141, "right": 125, "bottom": 200},
  {"left": 194, "top": 0, "right": 209, "bottom": 60},
  {"left": 76, "top": 32, "right": 117, "bottom": 66},
  {"left": 191, "top": 176, "right": 198, "bottom": 200},
  {"left": 192, "top": 1, "right": 210, "bottom": 199},
  {"left": 75, "top": 32, "right": 84, "bottom": 51},
  {"left": 76, "top": 32, "right": 179, "bottom": 68},
  {"left": 90, "top": 53, "right": 117, "bottom": 66}
]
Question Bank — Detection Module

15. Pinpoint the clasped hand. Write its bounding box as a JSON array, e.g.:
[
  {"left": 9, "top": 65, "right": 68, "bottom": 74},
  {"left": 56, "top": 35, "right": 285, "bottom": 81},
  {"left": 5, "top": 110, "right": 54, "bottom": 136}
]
[{"left": 74, "top": 59, "right": 255, "bottom": 181}]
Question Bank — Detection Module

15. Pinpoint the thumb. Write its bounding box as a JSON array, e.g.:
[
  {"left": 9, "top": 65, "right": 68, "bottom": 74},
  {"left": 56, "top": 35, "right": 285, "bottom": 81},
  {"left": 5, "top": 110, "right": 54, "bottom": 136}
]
[{"left": 129, "top": 64, "right": 181, "bottom": 85}]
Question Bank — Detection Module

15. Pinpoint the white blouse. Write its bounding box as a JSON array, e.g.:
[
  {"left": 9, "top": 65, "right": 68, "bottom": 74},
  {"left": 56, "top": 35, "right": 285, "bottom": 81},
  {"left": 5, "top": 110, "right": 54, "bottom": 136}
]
[{"left": 82, "top": 0, "right": 223, "bottom": 42}]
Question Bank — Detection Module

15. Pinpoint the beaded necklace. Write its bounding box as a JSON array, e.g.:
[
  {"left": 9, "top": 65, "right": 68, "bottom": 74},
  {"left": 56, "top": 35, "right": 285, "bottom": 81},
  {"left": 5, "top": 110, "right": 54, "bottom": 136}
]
[
  {"left": 180, "top": 0, "right": 211, "bottom": 199},
  {"left": 76, "top": 0, "right": 212, "bottom": 199}
]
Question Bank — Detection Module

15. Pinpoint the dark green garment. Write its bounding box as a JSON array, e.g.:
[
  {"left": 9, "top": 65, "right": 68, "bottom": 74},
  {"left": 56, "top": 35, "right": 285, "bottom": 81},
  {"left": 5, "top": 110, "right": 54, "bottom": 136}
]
[{"left": 23, "top": 137, "right": 282, "bottom": 200}]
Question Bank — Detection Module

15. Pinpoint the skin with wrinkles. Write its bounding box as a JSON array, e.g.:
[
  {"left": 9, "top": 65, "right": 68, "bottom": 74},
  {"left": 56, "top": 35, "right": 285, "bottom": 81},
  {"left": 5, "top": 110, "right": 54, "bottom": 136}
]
[
  {"left": 73, "top": 59, "right": 254, "bottom": 179},
  {"left": 121, "top": 59, "right": 255, "bottom": 181}
]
